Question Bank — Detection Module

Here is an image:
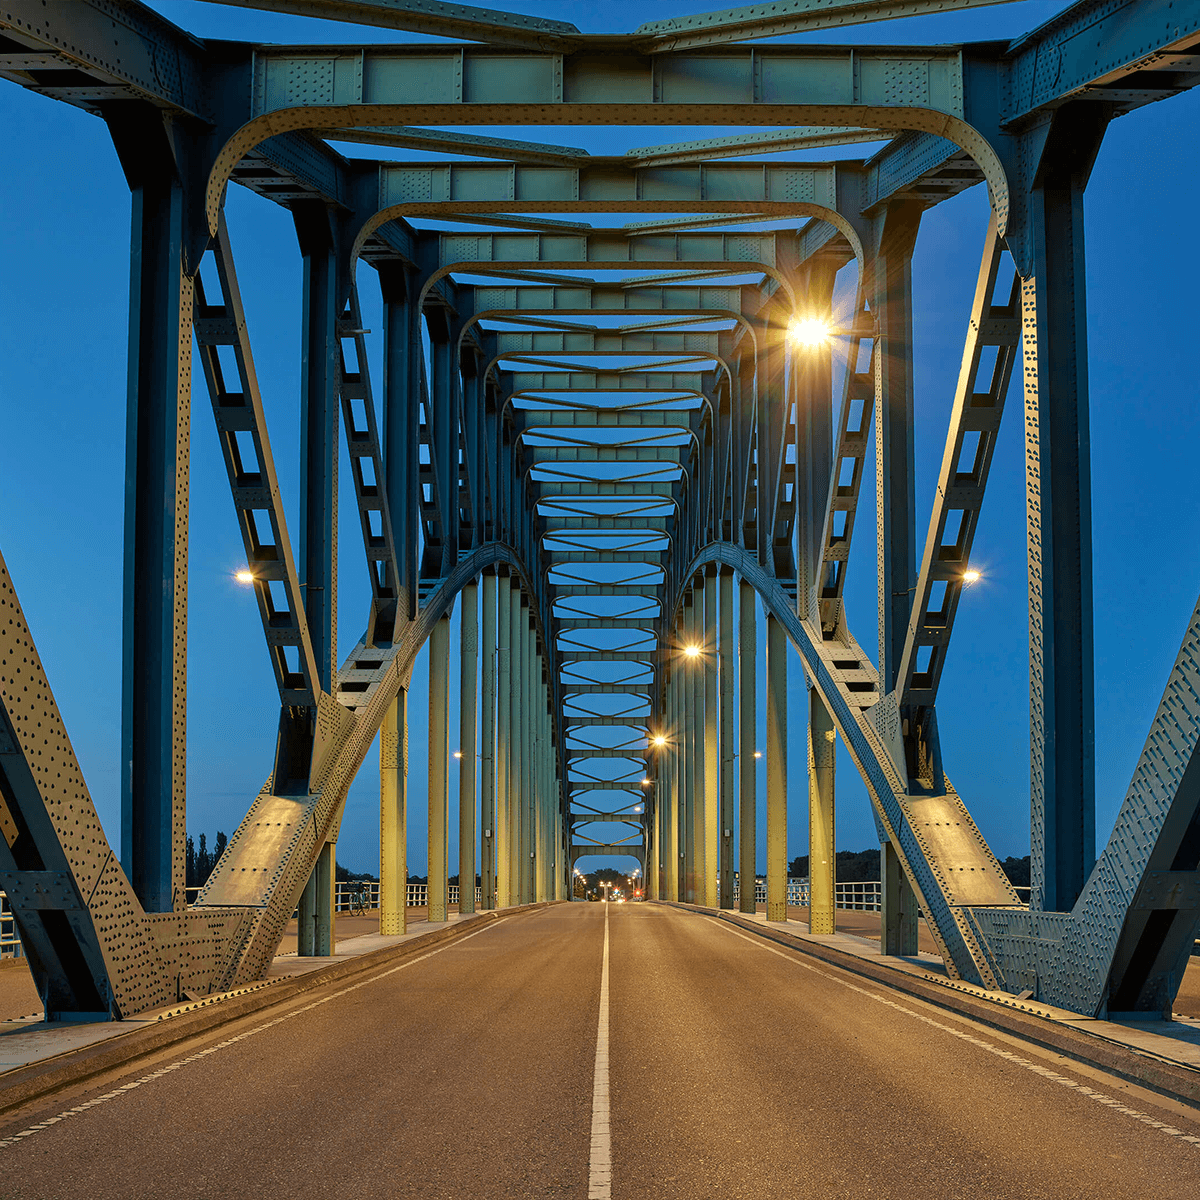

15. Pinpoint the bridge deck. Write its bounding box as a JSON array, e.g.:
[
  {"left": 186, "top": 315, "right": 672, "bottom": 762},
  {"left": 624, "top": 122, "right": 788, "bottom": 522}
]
[{"left": 2, "top": 904, "right": 1199, "bottom": 1197}]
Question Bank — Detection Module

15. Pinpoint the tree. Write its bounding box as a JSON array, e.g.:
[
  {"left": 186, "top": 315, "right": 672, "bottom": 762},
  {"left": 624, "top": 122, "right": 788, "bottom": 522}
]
[{"left": 999, "top": 855, "right": 1031, "bottom": 887}]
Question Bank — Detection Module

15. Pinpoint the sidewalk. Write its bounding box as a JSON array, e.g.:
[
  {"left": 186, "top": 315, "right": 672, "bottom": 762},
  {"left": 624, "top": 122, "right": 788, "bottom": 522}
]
[
  {"left": 0, "top": 908, "right": 462, "bottom": 1077},
  {"left": 719, "top": 905, "right": 1200, "bottom": 1077}
]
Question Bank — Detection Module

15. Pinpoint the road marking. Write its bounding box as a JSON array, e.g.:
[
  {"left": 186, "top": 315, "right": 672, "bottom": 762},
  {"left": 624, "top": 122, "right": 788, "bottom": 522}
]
[
  {"left": 0, "top": 918, "right": 510, "bottom": 1150},
  {"left": 706, "top": 918, "right": 1200, "bottom": 1149},
  {"left": 588, "top": 901, "right": 612, "bottom": 1200}
]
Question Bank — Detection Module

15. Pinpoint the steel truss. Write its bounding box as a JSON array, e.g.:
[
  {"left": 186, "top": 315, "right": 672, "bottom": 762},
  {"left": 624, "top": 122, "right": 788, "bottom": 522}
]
[{"left": 1, "top": 0, "right": 1199, "bottom": 1019}]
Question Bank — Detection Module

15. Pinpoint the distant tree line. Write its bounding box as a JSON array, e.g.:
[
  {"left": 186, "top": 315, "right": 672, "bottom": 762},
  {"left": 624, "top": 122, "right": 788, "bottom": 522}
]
[{"left": 186, "top": 832, "right": 227, "bottom": 888}]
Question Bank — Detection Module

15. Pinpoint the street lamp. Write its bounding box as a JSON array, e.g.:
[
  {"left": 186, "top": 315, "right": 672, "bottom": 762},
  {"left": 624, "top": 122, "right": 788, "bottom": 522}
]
[
  {"left": 962, "top": 568, "right": 982, "bottom": 587},
  {"left": 787, "top": 315, "right": 831, "bottom": 348},
  {"left": 234, "top": 569, "right": 254, "bottom": 585}
]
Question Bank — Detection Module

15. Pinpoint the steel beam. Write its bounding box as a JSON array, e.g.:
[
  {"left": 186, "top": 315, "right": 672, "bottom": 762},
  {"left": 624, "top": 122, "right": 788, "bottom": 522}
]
[
  {"left": 739, "top": 580, "right": 757, "bottom": 914},
  {"left": 766, "top": 614, "right": 788, "bottom": 923},
  {"left": 1023, "top": 105, "right": 1107, "bottom": 913},
  {"left": 110, "top": 105, "right": 192, "bottom": 914},
  {"left": 704, "top": 570, "right": 720, "bottom": 907},
  {"left": 428, "top": 615, "right": 451, "bottom": 922},
  {"left": 294, "top": 202, "right": 341, "bottom": 691},
  {"left": 380, "top": 690, "right": 407, "bottom": 935},
  {"left": 808, "top": 688, "right": 836, "bottom": 935},
  {"left": 874, "top": 202, "right": 921, "bottom": 696},
  {"left": 459, "top": 581, "right": 478, "bottom": 914},
  {"left": 718, "top": 568, "right": 736, "bottom": 908}
]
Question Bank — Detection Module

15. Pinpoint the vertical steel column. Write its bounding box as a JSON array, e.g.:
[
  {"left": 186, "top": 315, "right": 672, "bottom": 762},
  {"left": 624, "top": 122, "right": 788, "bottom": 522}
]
[
  {"left": 521, "top": 611, "right": 534, "bottom": 904},
  {"left": 459, "top": 581, "right": 478, "bottom": 914},
  {"left": 508, "top": 579, "right": 523, "bottom": 905},
  {"left": 380, "top": 689, "right": 407, "bottom": 935},
  {"left": 808, "top": 688, "right": 836, "bottom": 935},
  {"left": 1024, "top": 106, "right": 1107, "bottom": 913},
  {"left": 873, "top": 203, "right": 922, "bottom": 692},
  {"left": 665, "top": 667, "right": 679, "bottom": 902},
  {"left": 691, "top": 589, "right": 707, "bottom": 905},
  {"left": 428, "top": 615, "right": 450, "bottom": 922},
  {"left": 882, "top": 839, "right": 918, "bottom": 955},
  {"left": 739, "top": 581, "right": 757, "bottom": 914},
  {"left": 703, "top": 571, "right": 719, "bottom": 908},
  {"left": 681, "top": 595, "right": 695, "bottom": 902},
  {"left": 110, "top": 109, "right": 191, "bottom": 914},
  {"left": 430, "top": 319, "right": 460, "bottom": 577},
  {"left": 298, "top": 841, "right": 334, "bottom": 956},
  {"left": 480, "top": 572, "right": 497, "bottom": 909},
  {"left": 379, "top": 263, "right": 420, "bottom": 624},
  {"left": 766, "top": 614, "right": 788, "bottom": 923},
  {"left": 293, "top": 203, "right": 340, "bottom": 691},
  {"left": 718, "top": 568, "right": 736, "bottom": 908},
  {"left": 495, "top": 575, "right": 511, "bottom": 907}
]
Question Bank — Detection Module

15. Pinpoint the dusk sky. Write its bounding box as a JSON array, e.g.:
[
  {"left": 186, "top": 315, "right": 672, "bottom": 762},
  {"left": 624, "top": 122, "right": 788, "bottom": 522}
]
[{"left": 1, "top": 0, "right": 1197, "bottom": 878}]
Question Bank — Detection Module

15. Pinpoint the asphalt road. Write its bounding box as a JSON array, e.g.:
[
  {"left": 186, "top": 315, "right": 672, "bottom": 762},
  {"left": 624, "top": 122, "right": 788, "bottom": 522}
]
[{"left": 1, "top": 903, "right": 1198, "bottom": 1199}]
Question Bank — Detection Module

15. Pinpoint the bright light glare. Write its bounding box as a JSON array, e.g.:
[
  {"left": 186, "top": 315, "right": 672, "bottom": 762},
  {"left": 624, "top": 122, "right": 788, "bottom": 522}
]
[
  {"left": 652, "top": 735, "right": 667, "bottom": 747},
  {"left": 453, "top": 751, "right": 463, "bottom": 759},
  {"left": 641, "top": 778, "right": 651, "bottom": 786},
  {"left": 753, "top": 750, "right": 763, "bottom": 759},
  {"left": 234, "top": 569, "right": 254, "bottom": 585},
  {"left": 684, "top": 644, "right": 701, "bottom": 658},
  {"left": 962, "top": 569, "right": 982, "bottom": 586},
  {"left": 788, "top": 316, "right": 830, "bottom": 347}
]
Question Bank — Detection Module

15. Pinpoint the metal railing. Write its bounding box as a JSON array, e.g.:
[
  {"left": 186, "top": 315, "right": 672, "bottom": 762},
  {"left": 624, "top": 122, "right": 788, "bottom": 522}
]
[
  {"left": 1, "top": 891, "right": 23, "bottom": 958},
  {"left": 729, "top": 878, "right": 884, "bottom": 912}
]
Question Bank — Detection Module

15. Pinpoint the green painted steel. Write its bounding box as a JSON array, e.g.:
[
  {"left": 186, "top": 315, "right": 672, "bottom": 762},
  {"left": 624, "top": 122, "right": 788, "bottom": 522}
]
[{"left": 2, "top": 0, "right": 1199, "bottom": 1023}]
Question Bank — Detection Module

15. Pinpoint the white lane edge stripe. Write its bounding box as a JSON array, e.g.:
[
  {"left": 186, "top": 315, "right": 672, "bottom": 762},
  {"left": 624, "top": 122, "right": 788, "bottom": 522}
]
[
  {"left": 588, "top": 901, "right": 612, "bottom": 1199},
  {"left": 0, "top": 917, "right": 511, "bottom": 1150},
  {"left": 706, "top": 918, "right": 1200, "bottom": 1149}
]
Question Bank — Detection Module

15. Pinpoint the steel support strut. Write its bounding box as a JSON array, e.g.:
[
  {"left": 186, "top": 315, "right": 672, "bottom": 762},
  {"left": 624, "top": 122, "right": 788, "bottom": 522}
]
[
  {"left": 718, "top": 568, "right": 736, "bottom": 908},
  {"left": 428, "top": 616, "right": 451, "bottom": 922},
  {"left": 874, "top": 202, "right": 922, "bottom": 695},
  {"left": 1023, "top": 104, "right": 1108, "bottom": 913},
  {"left": 380, "top": 690, "right": 407, "bottom": 936},
  {"left": 459, "top": 580, "right": 478, "bottom": 914},
  {"left": 739, "top": 580, "right": 757, "bottom": 914},
  {"left": 766, "top": 613, "right": 788, "bottom": 923},
  {"left": 293, "top": 202, "right": 340, "bottom": 692},
  {"left": 109, "top": 104, "right": 192, "bottom": 914}
]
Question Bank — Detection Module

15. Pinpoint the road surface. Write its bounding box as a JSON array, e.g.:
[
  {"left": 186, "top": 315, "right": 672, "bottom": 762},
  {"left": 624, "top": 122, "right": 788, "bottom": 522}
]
[{"left": 1, "top": 903, "right": 1198, "bottom": 1199}]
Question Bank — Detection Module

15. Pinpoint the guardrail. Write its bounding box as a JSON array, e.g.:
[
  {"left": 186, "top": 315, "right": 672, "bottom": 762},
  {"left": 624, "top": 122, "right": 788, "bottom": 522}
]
[
  {"left": 1, "top": 891, "right": 23, "bottom": 959},
  {"left": 729, "top": 879, "right": 884, "bottom": 911}
]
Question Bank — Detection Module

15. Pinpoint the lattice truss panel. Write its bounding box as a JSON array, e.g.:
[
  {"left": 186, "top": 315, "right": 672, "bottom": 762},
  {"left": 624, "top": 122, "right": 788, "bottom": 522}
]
[{"left": 1, "top": 0, "right": 1199, "bottom": 1018}]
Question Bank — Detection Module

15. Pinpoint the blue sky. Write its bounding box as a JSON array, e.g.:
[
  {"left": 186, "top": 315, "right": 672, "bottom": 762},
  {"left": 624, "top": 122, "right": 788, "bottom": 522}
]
[{"left": 0, "top": 1, "right": 1198, "bottom": 877}]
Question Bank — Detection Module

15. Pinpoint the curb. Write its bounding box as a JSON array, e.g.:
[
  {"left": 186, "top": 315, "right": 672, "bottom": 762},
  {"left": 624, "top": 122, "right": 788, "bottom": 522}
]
[
  {"left": 0, "top": 901, "right": 559, "bottom": 1120},
  {"left": 657, "top": 901, "right": 1200, "bottom": 1108}
]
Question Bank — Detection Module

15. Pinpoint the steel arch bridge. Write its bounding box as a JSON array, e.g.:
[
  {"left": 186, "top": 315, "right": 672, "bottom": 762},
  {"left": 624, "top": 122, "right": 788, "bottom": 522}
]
[{"left": 1, "top": 0, "right": 1199, "bottom": 1022}]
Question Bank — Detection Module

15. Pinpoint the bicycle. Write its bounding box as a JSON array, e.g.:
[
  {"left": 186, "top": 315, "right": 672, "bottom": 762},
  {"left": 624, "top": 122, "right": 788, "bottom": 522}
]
[{"left": 348, "top": 884, "right": 370, "bottom": 917}]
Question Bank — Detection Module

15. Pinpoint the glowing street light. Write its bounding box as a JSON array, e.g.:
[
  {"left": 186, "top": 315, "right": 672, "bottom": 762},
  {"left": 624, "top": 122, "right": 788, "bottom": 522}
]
[
  {"left": 453, "top": 751, "right": 463, "bottom": 759},
  {"left": 787, "top": 315, "right": 831, "bottom": 348},
  {"left": 753, "top": 750, "right": 763, "bottom": 759},
  {"left": 962, "top": 568, "right": 982, "bottom": 587},
  {"left": 641, "top": 778, "right": 652, "bottom": 786},
  {"left": 683, "top": 644, "right": 701, "bottom": 659},
  {"left": 652, "top": 735, "right": 667, "bottom": 748},
  {"left": 234, "top": 569, "right": 254, "bottom": 585}
]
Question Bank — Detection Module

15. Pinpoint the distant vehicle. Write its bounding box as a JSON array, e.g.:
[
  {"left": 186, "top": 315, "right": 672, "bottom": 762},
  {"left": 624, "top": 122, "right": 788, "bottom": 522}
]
[{"left": 586, "top": 892, "right": 600, "bottom": 902}]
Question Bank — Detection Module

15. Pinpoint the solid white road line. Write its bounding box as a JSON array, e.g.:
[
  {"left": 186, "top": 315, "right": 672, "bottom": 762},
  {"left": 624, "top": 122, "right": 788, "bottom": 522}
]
[
  {"left": 707, "top": 917, "right": 1200, "bottom": 1149},
  {"left": 588, "top": 901, "right": 612, "bottom": 1200},
  {"left": 0, "top": 918, "right": 510, "bottom": 1150}
]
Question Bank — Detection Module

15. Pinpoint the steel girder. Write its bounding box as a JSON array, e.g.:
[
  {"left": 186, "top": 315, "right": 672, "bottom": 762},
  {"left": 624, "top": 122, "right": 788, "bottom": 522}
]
[{"left": 4, "top": 0, "right": 1200, "bottom": 1019}]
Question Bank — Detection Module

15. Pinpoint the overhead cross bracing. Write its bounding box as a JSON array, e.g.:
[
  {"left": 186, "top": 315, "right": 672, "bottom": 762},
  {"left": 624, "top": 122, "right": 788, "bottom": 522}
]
[{"left": 1, "top": 0, "right": 1199, "bottom": 1023}]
